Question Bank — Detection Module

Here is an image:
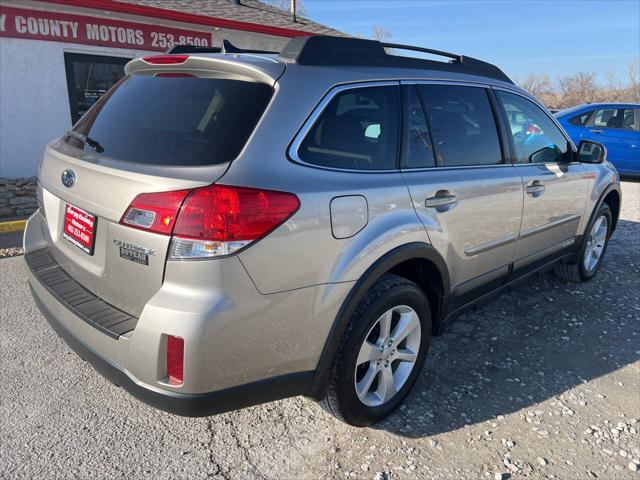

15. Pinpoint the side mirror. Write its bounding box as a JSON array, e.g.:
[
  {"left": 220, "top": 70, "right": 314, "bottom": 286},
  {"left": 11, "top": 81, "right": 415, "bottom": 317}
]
[
  {"left": 529, "top": 146, "right": 561, "bottom": 164},
  {"left": 577, "top": 140, "right": 607, "bottom": 164}
]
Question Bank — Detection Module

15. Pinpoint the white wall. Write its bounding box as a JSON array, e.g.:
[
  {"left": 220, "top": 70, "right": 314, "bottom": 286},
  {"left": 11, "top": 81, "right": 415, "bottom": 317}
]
[
  {"left": 0, "top": 38, "right": 152, "bottom": 178},
  {"left": 1, "top": 38, "right": 69, "bottom": 178}
]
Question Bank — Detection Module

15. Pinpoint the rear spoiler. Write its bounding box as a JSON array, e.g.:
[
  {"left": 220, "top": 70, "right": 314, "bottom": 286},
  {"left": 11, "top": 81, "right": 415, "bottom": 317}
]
[{"left": 125, "top": 47, "right": 284, "bottom": 84}]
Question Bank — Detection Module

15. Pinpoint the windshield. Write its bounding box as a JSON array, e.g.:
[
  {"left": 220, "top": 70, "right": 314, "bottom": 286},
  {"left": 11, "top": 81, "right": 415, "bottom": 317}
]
[{"left": 66, "top": 74, "right": 273, "bottom": 166}]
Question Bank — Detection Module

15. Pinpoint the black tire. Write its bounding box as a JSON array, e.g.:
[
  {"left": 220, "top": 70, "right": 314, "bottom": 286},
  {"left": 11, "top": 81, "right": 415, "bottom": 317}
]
[
  {"left": 554, "top": 203, "right": 612, "bottom": 282},
  {"left": 320, "top": 274, "right": 432, "bottom": 427}
]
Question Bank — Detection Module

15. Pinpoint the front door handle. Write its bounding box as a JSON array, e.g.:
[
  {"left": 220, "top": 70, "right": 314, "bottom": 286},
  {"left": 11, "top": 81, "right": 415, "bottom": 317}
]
[
  {"left": 425, "top": 191, "right": 457, "bottom": 209},
  {"left": 589, "top": 129, "right": 604, "bottom": 134},
  {"left": 526, "top": 180, "right": 545, "bottom": 196}
]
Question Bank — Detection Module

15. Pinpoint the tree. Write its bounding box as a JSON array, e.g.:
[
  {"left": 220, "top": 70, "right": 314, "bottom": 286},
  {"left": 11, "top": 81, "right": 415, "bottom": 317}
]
[
  {"left": 518, "top": 62, "right": 639, "bottom": 109},
  {"left": 520, "top": 73, "right": 552, "bottom": 97},
  {"left": 261, "top": 0, "right": 307, "bottom": 17},
  {"left": 556, "top": 72, "right": 600, "bottom": 108},
  {"left": 371, "top": 26, "right": 392, "bottom": 43},
  {"left": 628, "top": 59, "right": 640, "bottom": 103}
]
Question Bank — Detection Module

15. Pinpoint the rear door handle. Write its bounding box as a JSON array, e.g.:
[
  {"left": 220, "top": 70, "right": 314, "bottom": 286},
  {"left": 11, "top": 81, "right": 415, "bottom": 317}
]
[
  {"left": 425, "top": 191, "right": 457, "bottom": 208},
  {"left": 526, "top": 180, "right": 545, "bottom": 196},
  {"left": 589, "top": 129, "right": 603, "bottom": 134}
]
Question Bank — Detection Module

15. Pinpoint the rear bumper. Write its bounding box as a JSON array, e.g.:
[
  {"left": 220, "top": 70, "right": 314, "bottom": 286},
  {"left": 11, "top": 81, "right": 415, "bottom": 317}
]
[
  {"left": 23, "top": 209, "right": 347, "bottom": 415},
  {"left": 30, "top": 282, "right": 312, "bottom": 416}
]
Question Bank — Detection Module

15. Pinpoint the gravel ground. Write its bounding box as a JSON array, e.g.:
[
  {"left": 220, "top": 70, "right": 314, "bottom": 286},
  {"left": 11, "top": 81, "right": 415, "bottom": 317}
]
[
  {"left": 0, "top": 246, "right": 24, "bottom": 258},
  {"left": 1, "top": 181, "right": 639, "bottom": 480},
  {"left": 0, "top": 230, "right": 24, "bottom": 258}
]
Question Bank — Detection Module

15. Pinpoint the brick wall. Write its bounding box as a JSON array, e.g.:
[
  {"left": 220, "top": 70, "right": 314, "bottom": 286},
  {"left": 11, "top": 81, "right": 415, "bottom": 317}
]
[{"left": 0, "top": 178, "right": 38, "bottom": 218}]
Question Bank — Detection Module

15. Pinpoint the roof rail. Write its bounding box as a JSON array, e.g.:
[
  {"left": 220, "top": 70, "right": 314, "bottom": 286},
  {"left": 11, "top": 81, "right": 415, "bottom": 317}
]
[
  {"left": 168, "top": 39, "right": 278, "bottom": 55},
  {"left": 278, "top": 36, "right": 513, "bottom": 84}
]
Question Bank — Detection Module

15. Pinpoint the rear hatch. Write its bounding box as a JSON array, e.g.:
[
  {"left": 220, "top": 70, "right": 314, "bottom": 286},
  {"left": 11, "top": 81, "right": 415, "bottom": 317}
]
[{"left": 37, "top": 54, "right": 281, "bottom": 317}]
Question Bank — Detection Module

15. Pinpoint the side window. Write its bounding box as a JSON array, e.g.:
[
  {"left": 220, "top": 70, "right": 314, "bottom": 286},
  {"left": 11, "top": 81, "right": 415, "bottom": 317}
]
[
  {"left": 593, "top": 108, "right": 635, "bottom": 130},
  {"left": 298, "top": 86, "right": 399, "bottom": 170},
  {"left": 497, "top": 91, "right": 570, "bottom": 164},
  {"left": 401, "top": 86, "right": 435, "bottom": 168},
  {"left": 417, "top": 85, "right": 503, "bottom": 166},
  {"left": 568, "top": 110, "right": 593, "bottom": 126}
]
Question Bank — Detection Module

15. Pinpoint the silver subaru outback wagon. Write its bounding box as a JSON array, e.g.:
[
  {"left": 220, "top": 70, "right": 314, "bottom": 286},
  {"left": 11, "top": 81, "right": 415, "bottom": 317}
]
[{"left": 25, "top": 36, "right": 621, "bottom": 426}]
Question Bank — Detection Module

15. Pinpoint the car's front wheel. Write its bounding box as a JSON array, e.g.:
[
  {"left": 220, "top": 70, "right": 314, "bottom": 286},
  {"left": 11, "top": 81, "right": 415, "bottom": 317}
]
[
  {"left": 320, "top": 274, "right": 431, "bottom": 426},
  {"left": 555, "top": 203, "right": 612, "bottom": 282}
]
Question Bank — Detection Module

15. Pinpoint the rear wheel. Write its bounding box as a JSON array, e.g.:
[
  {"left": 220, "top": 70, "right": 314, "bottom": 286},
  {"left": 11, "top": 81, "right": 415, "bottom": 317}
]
[
  {"left": 320, "top": 274, "right": 431, "bottom": 426},
  {"left": 555, "top": 203, "right": 612, "bottom": 282}
]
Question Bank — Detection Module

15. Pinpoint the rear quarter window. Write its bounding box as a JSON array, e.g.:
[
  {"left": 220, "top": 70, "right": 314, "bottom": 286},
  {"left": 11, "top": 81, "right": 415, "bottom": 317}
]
[
  {"left": 297, "top": 86, "right": 399, "bottom": 170},
  {"left": 66, "top": 74, "right": 273, "bottom": 166}
]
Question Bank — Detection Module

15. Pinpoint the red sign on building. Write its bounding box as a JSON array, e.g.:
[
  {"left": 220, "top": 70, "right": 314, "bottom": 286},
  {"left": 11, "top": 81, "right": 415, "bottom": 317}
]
[{"left": 0, "top": 6, "right": 212, "bottom": 51}]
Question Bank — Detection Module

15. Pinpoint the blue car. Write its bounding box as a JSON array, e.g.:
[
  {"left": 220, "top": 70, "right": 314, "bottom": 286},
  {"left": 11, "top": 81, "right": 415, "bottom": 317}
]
[{"left": 555, "top": 103, "right": 640, "bottom": 176}]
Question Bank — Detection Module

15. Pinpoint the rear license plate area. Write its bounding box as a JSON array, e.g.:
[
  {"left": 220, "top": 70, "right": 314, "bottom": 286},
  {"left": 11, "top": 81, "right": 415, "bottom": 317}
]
[{"left": 62, "top": 203, "right": 96, "bottom": 255}]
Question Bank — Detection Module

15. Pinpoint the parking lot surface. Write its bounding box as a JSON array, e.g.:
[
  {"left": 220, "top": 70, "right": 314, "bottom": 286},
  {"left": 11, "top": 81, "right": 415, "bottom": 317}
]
[{"left": 1, "top": 181, "right": 639, "bottom": 480}]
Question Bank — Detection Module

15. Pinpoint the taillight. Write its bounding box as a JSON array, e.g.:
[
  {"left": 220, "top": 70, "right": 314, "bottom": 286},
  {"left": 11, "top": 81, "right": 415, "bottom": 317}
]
[
  {"left": 170, "top": 185, "right": 299, "bottom": 259},
  {"left": 142, "top": 55, "right": 189, "bottom": 65},
  {"left": 120, "top": 189, "right": 190, "bottom": 235},
  {"left": 166, "top": 335, "right": 184, "bottom": 385},
  {"left": 120, "top": 184, "right": 299, "bottom": 259}
]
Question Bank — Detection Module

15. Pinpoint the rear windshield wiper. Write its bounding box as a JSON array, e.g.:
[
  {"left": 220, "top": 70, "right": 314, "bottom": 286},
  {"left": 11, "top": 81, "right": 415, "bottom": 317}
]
[{"left": 66, "top": 130, "right": 104, "bottom": 154}]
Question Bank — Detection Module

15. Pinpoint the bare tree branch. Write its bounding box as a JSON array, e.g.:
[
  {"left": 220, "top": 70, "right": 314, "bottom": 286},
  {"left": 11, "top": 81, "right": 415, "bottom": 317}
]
[
  {"left": 517, "top": 68, "right": 639, "bottom": 109},
  {"left": 261, "top": 0, "right": 307, "bottom": 17},
  {"left": 371, "top": 26, "right": 392, "bottom": 43},
  {"left": 628, "top": 58, "right": 640, "bottom": 103}
]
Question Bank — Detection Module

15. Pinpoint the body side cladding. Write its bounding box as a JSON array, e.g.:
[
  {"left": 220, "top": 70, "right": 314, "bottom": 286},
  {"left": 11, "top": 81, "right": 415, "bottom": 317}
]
[
  {"left": 598, "top": 184, "right": 622, "bottom": 232},
  {"left": 442, "top": 244, "right": 580, "bottom": 331},
  {"left": 575, "top": 180, "right": 621, "bottom": 246},
  {"left": 308, "top": 242, "right": 450, "bottom": 399},
  {"left": 561, "top": 181, "right": 619, "bottom": 266}
]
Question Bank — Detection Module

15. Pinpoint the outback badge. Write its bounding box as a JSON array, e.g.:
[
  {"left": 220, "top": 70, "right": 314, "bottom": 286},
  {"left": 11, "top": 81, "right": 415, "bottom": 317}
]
[{"left": 113, "top": 239, "right": 155, "bottom": 265}]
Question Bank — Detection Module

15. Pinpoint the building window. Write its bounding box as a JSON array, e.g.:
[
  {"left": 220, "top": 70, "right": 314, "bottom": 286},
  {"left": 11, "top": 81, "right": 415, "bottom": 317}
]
[{"left": 64, "top": 53, "right": 129, "bottom": 125}]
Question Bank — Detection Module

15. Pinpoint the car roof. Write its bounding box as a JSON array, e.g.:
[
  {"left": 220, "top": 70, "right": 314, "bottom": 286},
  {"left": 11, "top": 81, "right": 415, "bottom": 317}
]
[
  {"left": 558, "top": 102, "right": 640, "bottom": 116},
  {"left": 156, "top": 36, "right": 518, "bottom": 88},
  {"left": 126, "top": 49, "right": 526, "bottom": 101}
]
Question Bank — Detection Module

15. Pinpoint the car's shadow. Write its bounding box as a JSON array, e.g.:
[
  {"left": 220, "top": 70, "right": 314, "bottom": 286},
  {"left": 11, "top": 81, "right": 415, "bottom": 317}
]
[
  {"left": 375, "top": 218, "right": 640, "bottom": 438},
  {"left": 621, "top": 175, "right": 639, "bottom": 183}
]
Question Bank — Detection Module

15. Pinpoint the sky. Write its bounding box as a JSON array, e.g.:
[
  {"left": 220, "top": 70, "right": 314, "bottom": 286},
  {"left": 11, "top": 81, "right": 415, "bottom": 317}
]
[{"left": 304, "top": 0, "right": 640, "bottom": 84}]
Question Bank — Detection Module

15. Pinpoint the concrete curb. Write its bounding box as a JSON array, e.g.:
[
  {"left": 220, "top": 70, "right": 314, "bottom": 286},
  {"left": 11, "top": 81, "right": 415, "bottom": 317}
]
[{"left": 0, "top": 219, "right": 27, "bottom": 234}]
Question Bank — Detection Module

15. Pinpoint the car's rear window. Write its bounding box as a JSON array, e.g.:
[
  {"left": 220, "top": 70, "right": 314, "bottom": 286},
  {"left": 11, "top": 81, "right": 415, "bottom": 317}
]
[{"left": 66, "top": 74, "right": 273, "bottom": 166}]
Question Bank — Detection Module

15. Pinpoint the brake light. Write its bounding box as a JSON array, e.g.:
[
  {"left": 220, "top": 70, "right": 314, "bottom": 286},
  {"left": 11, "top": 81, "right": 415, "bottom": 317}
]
[
  {"left": 120, "top": 184, "right": 299, "bottom": 259},
  {"left": 120, "top": 189, "right": 190, "bottom": 235},
  {"left": 154, "top": 73, "right": 195, "bottom": 78},
  {"left": 167, "top": 335, "right": 184, "bottom": 385},
  {"left": 142, "top": 55, "right": 189, "bottom": 65},
  {"left": 170, "top": 185, "right": 300, "bottom": 259}
]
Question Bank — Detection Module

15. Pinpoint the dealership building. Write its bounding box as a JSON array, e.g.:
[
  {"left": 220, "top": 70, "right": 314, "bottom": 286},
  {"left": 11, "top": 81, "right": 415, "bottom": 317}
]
[{"left": 0, "top": 0, "right": 339, "bottom": 216}]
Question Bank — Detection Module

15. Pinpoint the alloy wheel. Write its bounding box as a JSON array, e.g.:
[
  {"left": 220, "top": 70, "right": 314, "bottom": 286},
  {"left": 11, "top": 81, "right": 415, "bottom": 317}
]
[
  {"left": 354, "top": 305, "right": 421, "bottom": 407},
  {"left": 583, "top": 215, "right": 608, "bottom": 273}
]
